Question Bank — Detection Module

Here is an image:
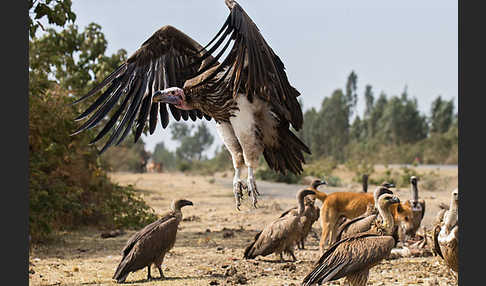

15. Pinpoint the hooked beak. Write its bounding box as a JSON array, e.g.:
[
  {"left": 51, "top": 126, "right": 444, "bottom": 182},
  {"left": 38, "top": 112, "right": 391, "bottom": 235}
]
[
  {"left": 390, "top": 196, "right": 401, "bottom": 204},
  {"left": 318, "top": 180, "right": 327, "bottom": 186},
  {"left": 153, "top": 90, "right": 182, "bottom": 105},
  {"left": 183, "top": 200, "right": 194, "bottom": 207}
]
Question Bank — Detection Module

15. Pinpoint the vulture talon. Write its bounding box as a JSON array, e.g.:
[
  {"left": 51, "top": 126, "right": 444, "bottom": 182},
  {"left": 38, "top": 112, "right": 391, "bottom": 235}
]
[{"left": 233, "top": 181, "right": 244, "bottom": 211}]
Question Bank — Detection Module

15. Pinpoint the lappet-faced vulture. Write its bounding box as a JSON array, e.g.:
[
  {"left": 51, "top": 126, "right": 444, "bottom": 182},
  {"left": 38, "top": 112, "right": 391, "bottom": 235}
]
[
  {"left": 112, "top": 199, "right": 193, "bottom": 283},
  {"left": 433, "top": 188, "right": 458, "bottom": 273},
  {"left": 243, "top": 189, "right": 316, "bottom": 262},
  {"left": 302, "top": 194, "right": 400, "bottom": 286},
  {"left": 71, "top": 0, "right": 309, "bottom": 210}
]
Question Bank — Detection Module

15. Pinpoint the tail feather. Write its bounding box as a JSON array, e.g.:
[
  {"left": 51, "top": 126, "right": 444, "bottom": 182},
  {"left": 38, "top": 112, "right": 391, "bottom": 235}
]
[
  {"left": 263, "top": 123, "right": 310, "bottom": 175},
  {"left": 243, "top": 231, "right": 262, "bottom": 259},
  {"left": 112, "top": 255, "right": 132, "bottom": 283}
]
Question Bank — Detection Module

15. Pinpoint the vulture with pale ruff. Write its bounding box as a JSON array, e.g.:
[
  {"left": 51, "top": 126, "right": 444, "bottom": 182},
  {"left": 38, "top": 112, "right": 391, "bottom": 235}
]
[
  {"left": 72, "top": 0, "right": 309, "bottom": 210},
  {"left": 112, "top": 199, "right": 193, "bottom": 283},
  {"left": 433, "top": 188, "right": 458, "bottom": 273},
  {"left": 302, "top": 194, "right": 400, "bottom": 286}
]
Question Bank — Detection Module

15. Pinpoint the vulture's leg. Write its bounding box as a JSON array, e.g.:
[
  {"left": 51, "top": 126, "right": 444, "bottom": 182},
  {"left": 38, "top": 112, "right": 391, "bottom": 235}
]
[
  {"left": 157, "top": 265, "right": 165, "bottom": 279},
  {"left": 247, "top": 166, "right": 260, "bottom": 207},
  {"left": 146, "top": 265, "right": 153, "bottom": 280},
  {"left": 215, "top": 122, "right": 246, "bottom": 210},
  {"left": 229, "top": 96, "right": 264, "bottom": 208}
]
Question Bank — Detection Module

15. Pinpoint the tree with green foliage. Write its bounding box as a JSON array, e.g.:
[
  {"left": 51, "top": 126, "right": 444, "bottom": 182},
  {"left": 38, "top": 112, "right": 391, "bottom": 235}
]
[
  {"left": 429, "top": 96, "right": 455, "bottom": 134},
  {"left": 152, "top": 142, "right": 176, "bottom": 170},
  {"left": 29, "top": 4, "right": 157, "bottom": 243},
  {"left": 171, "top": 122, "right": 214, "bottom": 162}
]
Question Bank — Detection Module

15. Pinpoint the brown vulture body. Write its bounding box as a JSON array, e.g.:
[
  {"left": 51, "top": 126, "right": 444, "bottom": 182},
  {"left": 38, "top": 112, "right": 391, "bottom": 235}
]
[
  {"left": 316, "top": 182, "right": 414, "bottom": 252},
  {"left": 278, "top": 179, "right": 325, "bottom": 249},
  {"left": 302, "top": 194, "right": 400, "bottom": 286},
  {"left": 243, "top": 189, "right": 316, "bottom": 262},
  {"left": 433, "top": 188, "right": 459, "bottom": 273},
  {"left": 112, "top": 199, "right": 193, "bottom": 283},
  {"left": 402, "top": 176, "right": 426, "bottom": 239},
  {"left": 72, "top": 0, "right": 309, "bottom": 210}
]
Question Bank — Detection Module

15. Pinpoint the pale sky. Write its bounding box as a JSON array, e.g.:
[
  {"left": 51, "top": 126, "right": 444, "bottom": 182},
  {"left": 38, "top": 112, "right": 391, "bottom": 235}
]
[{"left": 71, "top": 0, "right": 458, "bottom": 154}]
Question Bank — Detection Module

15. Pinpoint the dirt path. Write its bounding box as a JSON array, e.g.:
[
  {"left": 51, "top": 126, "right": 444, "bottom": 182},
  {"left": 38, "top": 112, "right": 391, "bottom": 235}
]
[{"left": 29, "top": 171, "right": 457, "bottom": 286}]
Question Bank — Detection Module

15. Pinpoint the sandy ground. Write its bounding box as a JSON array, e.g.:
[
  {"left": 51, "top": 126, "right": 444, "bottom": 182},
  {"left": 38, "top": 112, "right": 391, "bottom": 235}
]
[{"left": 29, "top": 166, "right": 458, "bottom": 286}]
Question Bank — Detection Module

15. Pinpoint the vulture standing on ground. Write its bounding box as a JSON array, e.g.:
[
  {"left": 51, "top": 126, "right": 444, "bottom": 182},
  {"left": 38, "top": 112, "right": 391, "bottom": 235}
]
[
  {"left": 334, "top": 186, "right": 397, "bottom": 242},
  {"left": 71, "top": 0, "right": 309, "bottom": 210},
  {"left": 243, "top": 189, "right": 316, "bottom": 262},
  {"left": 112, "top": 199, "right": 193, "bottom": 283},
  {"left": 302, "top": 193, "right": 401, "bottom": 286},
  {"left": 403, "top": 176, "right": 426, "bottom": 237},
  {"left": 278, "top": 179, "right": 325, "bottom": 249},
  {"left": 433, "top": 188, "right": 459, "bottom": 273}
]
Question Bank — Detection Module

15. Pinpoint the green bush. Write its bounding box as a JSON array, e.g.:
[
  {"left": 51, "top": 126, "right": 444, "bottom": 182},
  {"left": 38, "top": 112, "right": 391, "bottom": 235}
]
[{"left": 29, "top": 89, "right": 158, "bottom": 243}]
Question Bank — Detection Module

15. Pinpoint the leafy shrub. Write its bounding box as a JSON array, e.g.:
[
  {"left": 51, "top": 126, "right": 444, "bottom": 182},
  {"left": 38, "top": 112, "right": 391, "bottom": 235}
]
[{"left": 29, "top": 88, "right": 158, "bottom": 243}]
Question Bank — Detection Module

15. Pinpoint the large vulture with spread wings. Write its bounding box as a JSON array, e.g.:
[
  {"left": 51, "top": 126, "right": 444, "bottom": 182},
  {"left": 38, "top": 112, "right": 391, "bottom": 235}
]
[{"left": 72, "top": 0, "right": 309, "bottom": 209}]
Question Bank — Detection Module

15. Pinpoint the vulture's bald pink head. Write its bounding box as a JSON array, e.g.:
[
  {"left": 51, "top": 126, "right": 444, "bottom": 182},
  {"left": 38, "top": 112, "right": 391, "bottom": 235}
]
[{"left": 153, "top": 87, "right": 192, "bottom": 110}]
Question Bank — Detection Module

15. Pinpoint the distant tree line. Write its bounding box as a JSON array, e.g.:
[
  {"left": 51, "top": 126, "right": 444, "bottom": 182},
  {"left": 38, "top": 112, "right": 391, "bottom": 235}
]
[{"left": 298, "top": 71, "right": 457, "bottom": 166}]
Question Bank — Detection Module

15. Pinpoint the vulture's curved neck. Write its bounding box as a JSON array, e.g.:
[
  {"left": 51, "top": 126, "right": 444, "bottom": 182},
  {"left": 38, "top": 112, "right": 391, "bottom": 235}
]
[
  {"left": 410, "top": 182, "right": 419, "bottom": 202},
  {"left": 377, "top": 203, "right": 394, "bottom": 235},
  {"left": 444, "top": 197, "right": 458, "bottom": 230},
  {"left": 297, "top": 195, "right": 306, "bottom": 216}
]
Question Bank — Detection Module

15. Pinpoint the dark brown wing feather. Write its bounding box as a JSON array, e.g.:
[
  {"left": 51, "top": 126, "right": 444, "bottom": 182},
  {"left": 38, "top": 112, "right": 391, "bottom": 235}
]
[
  {"left": 243, "top": 215, "right": 298, "bottom": 259},
  {"left": 335, "top": 214, "right": 378, "bottom": 241},
  {"left": 302, "top": 232, "right": 395, "bottom": 285},
  {"left": 72, "top": 25, "right": 213, "bottom": 153},
  {"left": 193, "top": 1, "right": 303, "bottom": 130}
]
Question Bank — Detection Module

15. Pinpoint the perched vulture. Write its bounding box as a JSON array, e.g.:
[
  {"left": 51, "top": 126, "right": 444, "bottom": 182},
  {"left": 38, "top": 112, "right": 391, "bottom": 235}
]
[
  {"left": 112, "top": 199, "right": 193, "bottom": 283},
  {"left": 433, "top": 188, "right": 459, "bottom": 273},
  {"left": 302, "top": 193, "right": 400, "bottom": 286},
  {"left": 72, "top": 0, "right": 309, "bottom": 210},
  {"left": 403, "top": 176, "right": 426, "bottom": 237},
  {"left": 243, "top": 189, "right": 316, "bottom": 262},
  {"left": 334, "top": 186, "right": 398, "bottom": 242}
]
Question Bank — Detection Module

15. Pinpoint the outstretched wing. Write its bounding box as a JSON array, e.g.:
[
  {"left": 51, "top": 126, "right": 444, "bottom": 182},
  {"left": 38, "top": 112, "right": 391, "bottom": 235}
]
[
  {"left": 192, "top": 0, "right": 303, "bottom": 130},
  {"left": 72, "top": 25, "right": 213, "bottom": 153}
]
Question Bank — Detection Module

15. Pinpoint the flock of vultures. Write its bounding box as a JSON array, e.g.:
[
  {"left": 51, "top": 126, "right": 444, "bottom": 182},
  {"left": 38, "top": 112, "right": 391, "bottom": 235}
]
[
  {"left": 70, "top": 1, "right": 459, "bottom": 285},
  {"left": 110, "top": 177, "right": 459, "bottom": 285}
]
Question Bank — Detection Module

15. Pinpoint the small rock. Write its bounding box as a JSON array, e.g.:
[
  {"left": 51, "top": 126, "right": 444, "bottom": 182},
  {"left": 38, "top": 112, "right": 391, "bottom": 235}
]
[
  {"left": 28, "top": 269, "right": 35, "bottom": 274},
  {"left": 224, "top": 265, "right": 237, "bottom": 277},
  {"left": 209, "top": 280, "right": 219, "bottom": 285},
  {"left": 216, "top": 246, "right": 224, "bottom": 251}
]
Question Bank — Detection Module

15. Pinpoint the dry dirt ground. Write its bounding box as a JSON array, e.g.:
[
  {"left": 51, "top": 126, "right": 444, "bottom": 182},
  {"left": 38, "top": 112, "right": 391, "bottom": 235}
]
[{"left": 29, "top": 165, "right": 458, "bottom": 286}]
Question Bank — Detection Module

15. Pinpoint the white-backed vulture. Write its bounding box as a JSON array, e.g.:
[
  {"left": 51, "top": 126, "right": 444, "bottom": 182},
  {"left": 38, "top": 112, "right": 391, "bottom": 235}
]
[
  {"left": 278, "top": 179, "right": 325, "bottom": 249},
  {"left": 433, "top": 188, "right": 459, "bottom": 273},
  {"left": 243, "top": 189, "right": 316, "bottom": 262},
  {"left": 302, "top": 194, "right": 400, "bottom": 286},
  {"left": 317, "top": 183, "right": 395, "bottom": 252},
  {"left": 112, "top": 199, "right": 193, "bottom": 283},
  {"left": 403, "top": 176, "right": 426, "bottom": 237},
  {"left": 72, "top": 0, "right": 309, "bottom": 210},
  {"left": 334, "top": 186, "right": 398, "bottom": 242}
]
